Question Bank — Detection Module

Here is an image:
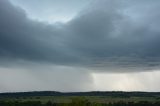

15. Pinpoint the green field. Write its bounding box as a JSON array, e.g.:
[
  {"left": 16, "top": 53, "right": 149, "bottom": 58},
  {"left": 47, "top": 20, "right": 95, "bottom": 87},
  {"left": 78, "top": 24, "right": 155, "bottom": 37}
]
[
  {"left": 1, "top": 91, "right": 160, "bottom": 106},
  {"left": 1, "top": 96, "right": 160, "bottom": 106},
  {"left": 1, "top": 96, "right": 160, "bottom": 103}
]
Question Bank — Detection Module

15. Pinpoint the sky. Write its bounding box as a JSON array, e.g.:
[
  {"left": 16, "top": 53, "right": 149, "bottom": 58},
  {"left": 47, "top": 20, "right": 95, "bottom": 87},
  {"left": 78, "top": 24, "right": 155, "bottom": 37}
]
[{"left": 0, "top": 0, "right": 160, "bottom": 92}]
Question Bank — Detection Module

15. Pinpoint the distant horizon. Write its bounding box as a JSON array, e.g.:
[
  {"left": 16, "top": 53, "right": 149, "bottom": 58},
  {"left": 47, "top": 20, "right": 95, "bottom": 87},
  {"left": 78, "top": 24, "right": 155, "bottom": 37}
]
[{"left": 1, "top": 90, "right": 160, "bottom": 94}]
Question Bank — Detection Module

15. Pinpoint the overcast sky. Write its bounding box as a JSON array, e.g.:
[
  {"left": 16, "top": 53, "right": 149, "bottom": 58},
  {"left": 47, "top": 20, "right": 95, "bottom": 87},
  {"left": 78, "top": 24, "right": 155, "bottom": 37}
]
[{"left": 0, "top": 0, "right": 160, "bottom": 92}]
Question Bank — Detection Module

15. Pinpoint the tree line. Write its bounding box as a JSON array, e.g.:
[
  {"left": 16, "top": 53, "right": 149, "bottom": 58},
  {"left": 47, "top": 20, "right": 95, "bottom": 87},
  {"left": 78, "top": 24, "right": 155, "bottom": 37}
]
[{"left": 1, "top": 91, "right": 160, "bottom": 98}]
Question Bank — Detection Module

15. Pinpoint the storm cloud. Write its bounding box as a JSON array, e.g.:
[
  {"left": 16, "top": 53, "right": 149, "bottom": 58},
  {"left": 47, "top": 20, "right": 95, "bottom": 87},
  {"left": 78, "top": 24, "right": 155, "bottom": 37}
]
[{"left": 1, "top": 0, "right": 160, "bottom": 71}]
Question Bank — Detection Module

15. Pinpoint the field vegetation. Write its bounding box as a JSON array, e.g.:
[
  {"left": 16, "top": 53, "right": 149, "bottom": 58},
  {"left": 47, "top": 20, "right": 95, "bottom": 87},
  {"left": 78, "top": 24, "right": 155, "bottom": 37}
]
[{"left": 1, "top": 96, "right": 160, "bottom": 106}]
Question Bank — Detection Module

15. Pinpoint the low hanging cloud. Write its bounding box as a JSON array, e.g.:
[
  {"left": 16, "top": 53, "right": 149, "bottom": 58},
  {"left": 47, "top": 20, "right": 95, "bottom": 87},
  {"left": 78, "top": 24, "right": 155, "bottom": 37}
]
[{"left": 1, "top": 0, "right": 160, "bottom": 72}]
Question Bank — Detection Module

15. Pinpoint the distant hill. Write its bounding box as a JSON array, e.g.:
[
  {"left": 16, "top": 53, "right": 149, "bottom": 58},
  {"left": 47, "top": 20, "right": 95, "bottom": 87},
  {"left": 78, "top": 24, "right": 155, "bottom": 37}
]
[{"left": 0, "top": 91, "right": 160, "bottom": 98}]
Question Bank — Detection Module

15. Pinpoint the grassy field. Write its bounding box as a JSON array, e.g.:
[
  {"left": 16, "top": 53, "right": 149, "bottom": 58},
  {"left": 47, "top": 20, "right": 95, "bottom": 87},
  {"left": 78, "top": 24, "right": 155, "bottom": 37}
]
[
  {"left": 1, "top": 96, "right": 160, "bottom": 103},
  {"left": 1, "top": 92, "right": 160, "bottom": 105}
]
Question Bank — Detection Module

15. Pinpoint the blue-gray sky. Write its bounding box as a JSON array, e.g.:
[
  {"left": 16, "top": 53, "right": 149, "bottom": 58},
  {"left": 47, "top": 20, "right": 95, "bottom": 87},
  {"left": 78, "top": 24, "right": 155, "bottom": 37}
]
[
  {"left": 0, "top": 0, "right": 160, "bottom": 92},
  {"left": 9, "top": 0, "right": 92, "bottom": 23}
]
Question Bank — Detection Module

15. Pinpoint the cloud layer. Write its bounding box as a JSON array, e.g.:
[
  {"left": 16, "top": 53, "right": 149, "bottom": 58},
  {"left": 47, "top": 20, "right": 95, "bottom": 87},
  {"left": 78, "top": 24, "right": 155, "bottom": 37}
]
[{"left": 1, "top": 0, "right": 160, "bottom": 71}]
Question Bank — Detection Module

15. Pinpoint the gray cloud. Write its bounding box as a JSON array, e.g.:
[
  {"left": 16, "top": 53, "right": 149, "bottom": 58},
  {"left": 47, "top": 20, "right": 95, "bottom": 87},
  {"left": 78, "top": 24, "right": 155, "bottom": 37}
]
[
  {"left": 0, "top": 0, "right": 81, "bottom": 66},
  {"left": 1, "top": 0, "right": 160, "bottom": 71}
]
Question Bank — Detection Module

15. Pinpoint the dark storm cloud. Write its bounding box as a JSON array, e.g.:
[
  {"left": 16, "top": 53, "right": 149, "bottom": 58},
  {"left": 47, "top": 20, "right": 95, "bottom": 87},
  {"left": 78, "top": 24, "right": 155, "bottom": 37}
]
[
  {"left": 1, "top": 0, "right": 160, "bottom": 71},
  {"left": 0, "top": 0, "right": 81, "bottom": 66}
]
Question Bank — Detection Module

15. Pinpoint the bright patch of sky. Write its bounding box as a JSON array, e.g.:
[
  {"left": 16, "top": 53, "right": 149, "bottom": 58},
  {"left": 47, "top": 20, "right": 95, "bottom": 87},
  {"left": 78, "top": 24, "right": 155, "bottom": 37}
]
[
  {"left": 92, "top": 71, "right": 160, "bottom": 92},
  {"left": 9, "top": 0, "right": 92, "bottom": 23}
]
